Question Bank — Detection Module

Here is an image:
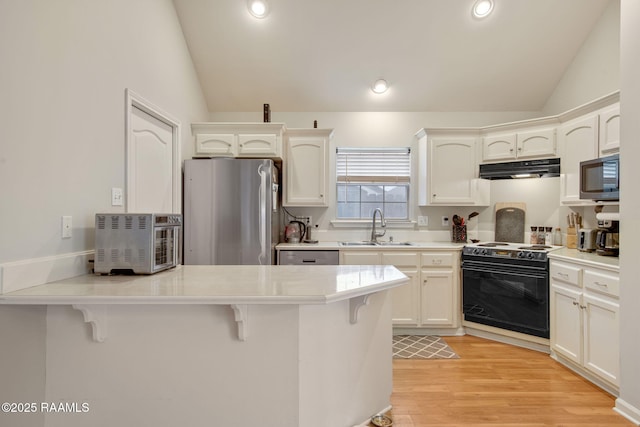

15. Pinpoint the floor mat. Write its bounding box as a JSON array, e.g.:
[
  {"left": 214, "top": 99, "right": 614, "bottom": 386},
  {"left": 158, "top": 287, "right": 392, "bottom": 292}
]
[{"left": 392, "top": 335, "right": 460, "bottom": 359}]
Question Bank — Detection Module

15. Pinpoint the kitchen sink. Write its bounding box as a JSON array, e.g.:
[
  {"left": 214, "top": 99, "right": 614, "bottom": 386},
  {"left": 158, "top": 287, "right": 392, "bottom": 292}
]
[{"left": 339, "top": 241, "right": 414, "bottom": 246}]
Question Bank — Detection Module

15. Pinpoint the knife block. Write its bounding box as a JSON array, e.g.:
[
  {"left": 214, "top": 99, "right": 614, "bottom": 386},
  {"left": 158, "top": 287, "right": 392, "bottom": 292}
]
[{"left": 566, "top": 227, "right": 577, "bottom": 249}]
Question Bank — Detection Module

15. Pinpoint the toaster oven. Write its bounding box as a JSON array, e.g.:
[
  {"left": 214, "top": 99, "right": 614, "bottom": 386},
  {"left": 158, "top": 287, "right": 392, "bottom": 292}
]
[{"left": 94, "top": 213, "right": 182, "bottom": 275}]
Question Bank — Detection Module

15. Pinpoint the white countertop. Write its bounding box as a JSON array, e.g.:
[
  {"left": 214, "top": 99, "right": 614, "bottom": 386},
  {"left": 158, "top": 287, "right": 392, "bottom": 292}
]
[
  {"left": 548, "top": 247, "right": 619, "bottom": 271},
  {"left": 277, "top": 241, "right": 465, "bottom": 250},
  {"left": 0, "top": 264, "right": 408, "bottom": 305}
]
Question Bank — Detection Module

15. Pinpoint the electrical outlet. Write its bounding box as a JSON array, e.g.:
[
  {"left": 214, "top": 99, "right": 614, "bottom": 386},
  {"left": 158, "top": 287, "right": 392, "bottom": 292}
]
[
  {"left": 62, "top": 216, "right": 72, "bottom": 238},
  {"left": 418, "top": 216, "right": 428, "bottom": 226},
  {"left": 441, "top": 216, "right": 449, "bottom": 227}
]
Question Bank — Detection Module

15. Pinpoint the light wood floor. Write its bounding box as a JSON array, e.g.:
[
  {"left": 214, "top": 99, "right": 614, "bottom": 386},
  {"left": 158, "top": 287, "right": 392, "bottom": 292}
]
[{"left": 386, "top": 335, "right": 634, "bottom": 427}]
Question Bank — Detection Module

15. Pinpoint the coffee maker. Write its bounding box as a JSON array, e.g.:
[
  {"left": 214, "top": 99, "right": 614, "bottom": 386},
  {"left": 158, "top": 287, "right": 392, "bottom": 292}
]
[{"left": 596, "top": 219, "right": 619, "bottom": 257}]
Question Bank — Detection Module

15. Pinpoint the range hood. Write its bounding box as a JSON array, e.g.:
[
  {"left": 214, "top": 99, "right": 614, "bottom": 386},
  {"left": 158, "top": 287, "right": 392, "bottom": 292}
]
[{"left": 479, "top": 158, "right": 560, "bottom": 180}]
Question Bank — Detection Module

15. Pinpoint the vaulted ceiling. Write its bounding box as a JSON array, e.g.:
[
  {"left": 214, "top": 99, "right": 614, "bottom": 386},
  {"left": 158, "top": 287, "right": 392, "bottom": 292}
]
[{"left": 172, "top": 0, "right": 612, "bottom": 112}]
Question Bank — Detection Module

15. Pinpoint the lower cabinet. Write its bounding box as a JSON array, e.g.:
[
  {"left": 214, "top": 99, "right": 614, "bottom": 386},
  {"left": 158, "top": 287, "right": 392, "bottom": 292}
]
[
  {"left": 550, "top": 259, "right": 620, "bottom": 393},
  {"left": 340, "top": 249, "right": 461, "bottom": 330}
]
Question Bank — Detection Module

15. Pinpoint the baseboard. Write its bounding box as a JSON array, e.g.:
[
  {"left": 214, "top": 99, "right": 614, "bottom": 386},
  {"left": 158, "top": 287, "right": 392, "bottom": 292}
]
[
  {"left": 0, "top": 251, "right": 94, "bottom": 294},
  {"left": 352, "top": 405, "right": 392, "bottom": 427},
  {"left": 615, "top": 398, "right": 640, "bottom": 426}
]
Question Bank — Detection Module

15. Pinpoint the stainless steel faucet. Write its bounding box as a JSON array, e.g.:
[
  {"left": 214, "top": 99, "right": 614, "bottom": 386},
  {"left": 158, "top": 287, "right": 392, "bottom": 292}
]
[{"left": 370, "top": 208, "right": 386, "bottom": 244}]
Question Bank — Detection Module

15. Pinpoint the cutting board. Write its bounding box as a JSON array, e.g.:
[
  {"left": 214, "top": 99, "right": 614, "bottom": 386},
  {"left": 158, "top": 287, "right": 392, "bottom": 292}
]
[{"left": 495, "top": 202, "right": 526, "bottom": 243}]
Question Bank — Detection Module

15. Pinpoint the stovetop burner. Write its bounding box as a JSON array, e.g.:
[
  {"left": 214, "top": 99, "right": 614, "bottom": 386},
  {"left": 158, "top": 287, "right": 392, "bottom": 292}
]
[
  {"left": 463, "top": 241, "right": 560, "bottom": 262},
  {"left": 477, "top": 242, "right": 511, "bottom": 247},
  {"left": 518, "top": 245, "right": 552, "bottom": 250}
]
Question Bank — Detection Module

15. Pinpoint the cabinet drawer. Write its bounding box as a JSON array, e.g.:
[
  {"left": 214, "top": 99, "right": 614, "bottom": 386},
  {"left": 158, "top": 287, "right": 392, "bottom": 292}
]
[
  {"left": 420, "top": 252, "right": 455, "bottom": 268},
  {"left": 381, "top": 252, "right": 419, "bottom": 267},
  {"left": 550, "top": 261, "right": 581, "bottom": 286},
  {"left": 584, "top": 269, "right": 619, "bottom": 297}
]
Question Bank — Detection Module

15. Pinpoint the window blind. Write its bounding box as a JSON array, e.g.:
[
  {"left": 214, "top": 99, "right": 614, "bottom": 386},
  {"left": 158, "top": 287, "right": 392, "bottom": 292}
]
[{"left": 336, "top": 147, "right": 411, "bottom": 183}]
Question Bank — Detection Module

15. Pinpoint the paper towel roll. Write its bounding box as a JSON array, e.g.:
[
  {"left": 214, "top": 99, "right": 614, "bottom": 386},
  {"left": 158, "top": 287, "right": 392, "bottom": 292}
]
[{"left": 596, "top": 212, "right": 620, "bottom": 221}]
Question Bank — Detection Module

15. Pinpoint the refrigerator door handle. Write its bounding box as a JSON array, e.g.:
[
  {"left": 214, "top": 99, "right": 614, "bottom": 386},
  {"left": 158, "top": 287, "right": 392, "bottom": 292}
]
[{"left": 258, "top": 163, "right": 268, "bottom": 265}]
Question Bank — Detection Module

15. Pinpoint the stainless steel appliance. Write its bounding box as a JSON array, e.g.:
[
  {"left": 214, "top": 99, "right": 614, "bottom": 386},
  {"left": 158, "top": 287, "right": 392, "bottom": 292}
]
[
  {"left": 578, "top": 228, "right": 597, "bottom": 252},
  {"left": 479, "top": 158, "right": 560, "bottom": 180},
  {"left": 278, "top": 250, "right": 339, "bottom": 265},
  {"left": 596, "top": 219, "right": 619, "bottom": 257},
  {"left": 462, "top": 242, "right": 557, "bottom": 338},
  {"left": 183, "top": 158, "right": 279, "bottom": 265},
  {"left": 579, "top": 154, "right": 619, "bottom": 201},
  {"left": 284, "top": 220, "right": 306, "bottom": 243},
  {"left": 94, "top": 213, "right": 182, "bottom": 274}
]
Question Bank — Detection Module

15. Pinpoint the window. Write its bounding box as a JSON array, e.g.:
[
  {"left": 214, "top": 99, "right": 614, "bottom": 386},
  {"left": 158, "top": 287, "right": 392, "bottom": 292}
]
[{"left": 336, "top": 147, "right": 410, "bottom": 220}]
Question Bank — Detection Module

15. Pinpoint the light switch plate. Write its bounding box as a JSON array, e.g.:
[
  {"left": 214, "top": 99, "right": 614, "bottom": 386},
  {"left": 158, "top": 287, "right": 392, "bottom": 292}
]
[
  {"left": 111, "top": 188, "right": 123, "bottom": 206},
  {"left": 441, "top": 216, "right": 449, "bottom": 227},
  {"left": 418, "top": 216, "right": 428, "bottom": 226},
  {"left": 62, "top": 216, "right": 72, "bottom": 238}
]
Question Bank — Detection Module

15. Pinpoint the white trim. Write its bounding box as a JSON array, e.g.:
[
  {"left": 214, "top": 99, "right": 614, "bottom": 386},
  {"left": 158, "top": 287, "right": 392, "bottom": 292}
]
[
  {"left": 0, "top": 251, "right": 94, "bottom": 294},
  {"left": 124, "top": 89, "right": 182, "bottom": 213},
  {"left": 614, "top": 399, "right": 640, "bottom": 426}
]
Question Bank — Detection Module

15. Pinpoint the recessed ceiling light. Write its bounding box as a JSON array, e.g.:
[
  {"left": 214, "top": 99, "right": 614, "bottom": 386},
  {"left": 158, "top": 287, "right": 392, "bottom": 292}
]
[
  {"left": 472, "top": 0, "right": 494, "bottom": 18},
  {"left": 372, "top": 79, "right": 389, "bottom": 94},
  {"left": 248, "top": 0, "right": 269, "bottom": 18}
]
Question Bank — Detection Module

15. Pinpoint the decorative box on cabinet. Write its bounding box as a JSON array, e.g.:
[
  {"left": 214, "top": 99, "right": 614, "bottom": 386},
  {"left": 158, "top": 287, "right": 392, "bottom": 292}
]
[
  {"left": 416, "top": 129, "right": 489, "bottom": 206},
  {"left": 549, "top": 259, "right": 620, "bottom": 394},
  {"left": 191, "top": 122, "right": 286, "bottom": 159},
  {"left": 283, "top": 128, "right": 333, "bottom": 207}
]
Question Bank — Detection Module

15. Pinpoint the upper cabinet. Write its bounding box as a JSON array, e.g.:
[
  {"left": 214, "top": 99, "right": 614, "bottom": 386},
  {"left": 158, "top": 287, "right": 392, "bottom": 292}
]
[
  {"left": 598, "top": 103, "right": 620, "bottom": 156},
  {"left": 192, "top": 123, "right": 286, "bottom": 159},
  {"left": 283, "top": 128, "right": 333, "bottom": 207},
  {"left": 482, "top": 127, "right": 556, "bottom": 162},
  {"left": 558, "top": 99, "right": 620, "bottom": 205},
  {"left": 417, "top": 129, "right": 489, "bottom": 206}
]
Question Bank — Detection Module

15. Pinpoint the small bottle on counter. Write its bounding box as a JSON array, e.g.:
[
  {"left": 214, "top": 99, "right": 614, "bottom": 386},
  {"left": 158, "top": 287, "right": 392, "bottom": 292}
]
[
  {"left": 554, "top": 228, "right": 562, "bottom": 246},
  {"left": 530, "top": 226, "right": 538, "bottom": 244},
  {"left": 545, "top": 227, "right": 553, "bottom": 246}
]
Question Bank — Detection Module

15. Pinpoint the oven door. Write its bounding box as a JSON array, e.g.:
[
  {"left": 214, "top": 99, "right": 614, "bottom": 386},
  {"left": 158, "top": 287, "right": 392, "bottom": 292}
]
[
  {"left": 153, "top": 225, "right": 180, "bottom": 272},
  {"left": 462, "top": 260, "right": 549, "bottom": 338}
]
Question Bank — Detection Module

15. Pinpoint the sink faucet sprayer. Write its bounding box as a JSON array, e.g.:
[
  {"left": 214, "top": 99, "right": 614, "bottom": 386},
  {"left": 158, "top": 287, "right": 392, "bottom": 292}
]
[{"left": 370, "top": 208, "right": 386, "bottom": 243}]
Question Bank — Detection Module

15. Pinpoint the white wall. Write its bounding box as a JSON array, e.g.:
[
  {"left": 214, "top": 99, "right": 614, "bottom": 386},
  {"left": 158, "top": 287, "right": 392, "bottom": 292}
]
[
  {"left": 616, "top": 0, "right": 640, "bottom": 423},
  {"left": 542, "top": 0, "right": 620, "bottom": 115},
  {"left": 0, "top": 0, "right": 209, "bottom": 265},
  {"left": 0, "top": 2, "right": 208, "bottom": 426}
]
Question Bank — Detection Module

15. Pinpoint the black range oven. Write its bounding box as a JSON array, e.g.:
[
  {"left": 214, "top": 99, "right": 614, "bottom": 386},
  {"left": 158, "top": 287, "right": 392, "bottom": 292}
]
[{"left": 462, "top": 243, "right": 551, "bottom": 339}]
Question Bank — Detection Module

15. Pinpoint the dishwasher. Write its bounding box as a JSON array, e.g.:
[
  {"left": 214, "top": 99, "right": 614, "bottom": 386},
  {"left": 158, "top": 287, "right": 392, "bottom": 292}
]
[{"left": 278, "top": 250, "right": 339, "bottom": 265}]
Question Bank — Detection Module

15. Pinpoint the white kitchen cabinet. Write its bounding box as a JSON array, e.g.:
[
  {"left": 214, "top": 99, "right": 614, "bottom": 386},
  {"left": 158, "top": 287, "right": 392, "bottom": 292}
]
[
  {"left": 558, "top": 114, "right": 599, "bottom": 205},
  {"left": 417, "top": 129, "right": 489, "bottom": 206},
  {"left": 598, "top": 103, "right": 620, "bottom": 156},
  {"left": 549, "top": 259, "right": 619, "bottom": 392},
  {"left": 283, "top": 128, "right": 333, "bottom": 207},
  {"left": 482, "top": 127, "right": 556, "bottom": 162},
  {"left": 340, "top": 248, "right": 461, "bottom": 330},
  {"left": 192, "top": 122, "right": 286, "bottom": 159}
]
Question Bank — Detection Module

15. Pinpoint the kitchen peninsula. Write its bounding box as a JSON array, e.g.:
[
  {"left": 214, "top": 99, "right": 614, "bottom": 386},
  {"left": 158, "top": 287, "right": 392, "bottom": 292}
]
[{"left": 0, "top": 265, "right": 407, "bottom": 427}]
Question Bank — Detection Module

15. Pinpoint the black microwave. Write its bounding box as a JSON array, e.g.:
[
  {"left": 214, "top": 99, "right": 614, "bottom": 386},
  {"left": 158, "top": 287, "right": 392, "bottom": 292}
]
[{"left": 579, "top": 154, "right": 619, "bottom": 201}]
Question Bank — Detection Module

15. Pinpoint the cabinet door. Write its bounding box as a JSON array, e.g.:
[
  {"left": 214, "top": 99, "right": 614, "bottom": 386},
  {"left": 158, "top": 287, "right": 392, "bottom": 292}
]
[
  {"left": 428, "top": 137, "right": 477, "bottom": 205},
  {"left": 195, "top": 133, "right": 236, "bottom": 156},
  {"left": 550, "top": 283, "right": 583, "bottom": 364},
  {"left": 420, "top": 270, "right": 455, "bottom": 326},
  {"left": 390, "top": 269, "right": 420, "bottom": 325},
  {"left": 237, "top": 134, "right": 279, "bottom": 157},
  {"left": 558, "top": 114, "right": 599, "bottom": 204},
  {"left": 598, "top": 104, "right": 620, "bottom": 156},
  {"left": 482, "top": 133, "right": 516, "bottom": 161},
  {"left": 583, "top": 292, "right": 620, "bottom": 386},
  {"left": 284, "top": 135, "right": 328, "bottom": 206},
  {"left": 516, "top": 128, "right": 556, "bottom": 159},
  {"left": 339, "top": 251, "right": 380, "bottom": 265}
]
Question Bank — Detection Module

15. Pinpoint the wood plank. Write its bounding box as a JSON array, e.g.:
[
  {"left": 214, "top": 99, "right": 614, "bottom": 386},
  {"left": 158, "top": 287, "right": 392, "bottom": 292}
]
[{"left": 382, "top": 335, "right": 632, "bottom": 426}]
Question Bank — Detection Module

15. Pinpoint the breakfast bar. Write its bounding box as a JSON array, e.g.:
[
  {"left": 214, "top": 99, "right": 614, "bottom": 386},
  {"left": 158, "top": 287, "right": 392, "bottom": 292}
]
[{"left": 0, "top": 265, "right": 407, "bottom": 427}]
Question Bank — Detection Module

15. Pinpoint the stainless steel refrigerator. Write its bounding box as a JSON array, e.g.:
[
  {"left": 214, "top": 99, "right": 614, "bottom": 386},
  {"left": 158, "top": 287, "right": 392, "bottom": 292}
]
[{"left": 183, "top": 158, "right": 280, "bottom": 265}]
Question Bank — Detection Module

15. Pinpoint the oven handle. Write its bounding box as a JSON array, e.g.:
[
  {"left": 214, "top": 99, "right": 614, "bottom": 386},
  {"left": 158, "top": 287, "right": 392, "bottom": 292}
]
[{"left": 462, "top": 262, "right": 547, "bottom": 279}]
